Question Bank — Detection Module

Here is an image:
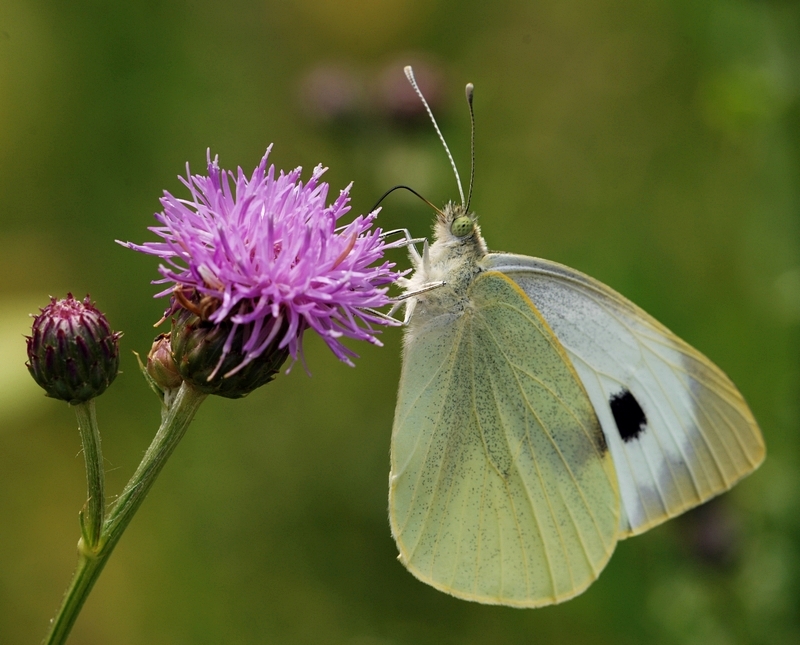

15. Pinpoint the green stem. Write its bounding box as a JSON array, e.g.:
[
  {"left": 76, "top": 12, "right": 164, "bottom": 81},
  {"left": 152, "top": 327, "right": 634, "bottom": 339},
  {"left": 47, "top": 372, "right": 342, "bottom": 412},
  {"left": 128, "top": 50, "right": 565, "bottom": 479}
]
[
  {"left": 43, "top": 383, "right": 207, "bottom": 645},
  {"left": 41, "top": 539, "right": 107, "bottom": 645},
  {"left": 73, "top": 400, "right": 104, "bottom": 548}
]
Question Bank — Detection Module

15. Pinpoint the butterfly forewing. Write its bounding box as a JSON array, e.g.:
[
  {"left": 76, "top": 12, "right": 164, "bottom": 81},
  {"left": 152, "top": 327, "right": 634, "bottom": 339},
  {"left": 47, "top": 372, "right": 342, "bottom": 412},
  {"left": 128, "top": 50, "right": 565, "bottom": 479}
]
[
  {"left": 484, "top": 254, "right": 765, "bottom": 536},
  {"left": 390, "top": 271, "right": 620, "bottom": 606}
]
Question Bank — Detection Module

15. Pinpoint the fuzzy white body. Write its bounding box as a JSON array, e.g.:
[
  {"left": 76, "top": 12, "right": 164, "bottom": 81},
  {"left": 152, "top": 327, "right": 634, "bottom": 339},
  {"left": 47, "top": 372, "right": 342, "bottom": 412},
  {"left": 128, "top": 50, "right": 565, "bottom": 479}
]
[{"left": 398, "top": 203, "right": 488, "bottom": 330}]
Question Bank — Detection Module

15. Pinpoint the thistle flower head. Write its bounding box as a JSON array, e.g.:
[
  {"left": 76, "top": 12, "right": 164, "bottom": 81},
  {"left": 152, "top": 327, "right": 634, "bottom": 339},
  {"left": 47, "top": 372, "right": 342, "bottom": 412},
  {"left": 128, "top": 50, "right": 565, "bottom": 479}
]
[
  {"left": 120, "top": 147, "right": 403, "bottom": 394},
  {"left": 26, "top": 294, "right": 122, "bottom": 404}
]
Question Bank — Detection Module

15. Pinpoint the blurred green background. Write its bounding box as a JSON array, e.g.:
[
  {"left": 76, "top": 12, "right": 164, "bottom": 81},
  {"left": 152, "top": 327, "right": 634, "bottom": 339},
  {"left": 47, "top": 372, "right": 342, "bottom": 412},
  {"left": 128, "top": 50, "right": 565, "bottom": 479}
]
[{"left": 1, "top": 0, "right": 799, "bottom": 643}]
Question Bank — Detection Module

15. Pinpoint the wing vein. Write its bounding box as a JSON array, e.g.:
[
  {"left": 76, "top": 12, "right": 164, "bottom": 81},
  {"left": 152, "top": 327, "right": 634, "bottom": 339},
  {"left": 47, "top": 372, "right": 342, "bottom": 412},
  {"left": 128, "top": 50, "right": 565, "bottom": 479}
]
[
  {"left": 476, "top": 305, "right": 612, "bottom": 549},
  {"left": 469, "top": 321, "right": 537, "bottom": 599},
  {"left": 400, "top": 321, "right": 467, "bottom": 551}
]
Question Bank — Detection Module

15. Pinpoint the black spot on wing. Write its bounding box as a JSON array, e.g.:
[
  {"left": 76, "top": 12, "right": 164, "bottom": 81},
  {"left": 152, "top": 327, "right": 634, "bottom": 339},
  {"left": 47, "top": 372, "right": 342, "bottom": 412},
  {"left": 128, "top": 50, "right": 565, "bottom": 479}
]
[{"left": 610, "top": 389, "right": 647, "bottom": 442}]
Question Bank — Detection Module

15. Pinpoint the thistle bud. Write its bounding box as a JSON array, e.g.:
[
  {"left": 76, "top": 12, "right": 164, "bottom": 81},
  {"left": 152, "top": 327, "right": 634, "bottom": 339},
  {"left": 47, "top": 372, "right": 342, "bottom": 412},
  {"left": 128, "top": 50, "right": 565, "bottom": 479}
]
[
  {"left": 170, "top": 307, "right": 289, "bottom": 399},
  {"left": 146, "top": 333, "right": 182, "bottom": 391},
  {"left": 26, "top": 294, "right": 121, "bottom": 404}
]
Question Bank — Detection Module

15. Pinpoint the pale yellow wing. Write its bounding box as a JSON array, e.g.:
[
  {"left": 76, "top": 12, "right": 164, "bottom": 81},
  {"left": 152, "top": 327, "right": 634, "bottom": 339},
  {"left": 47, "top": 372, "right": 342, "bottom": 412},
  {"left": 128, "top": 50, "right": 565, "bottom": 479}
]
[
  {"left": 390, "top": 271, "right": 620, "bottom": 607},
  {"left": 484, "top": 254, "right": 765, "bottom": 537}
]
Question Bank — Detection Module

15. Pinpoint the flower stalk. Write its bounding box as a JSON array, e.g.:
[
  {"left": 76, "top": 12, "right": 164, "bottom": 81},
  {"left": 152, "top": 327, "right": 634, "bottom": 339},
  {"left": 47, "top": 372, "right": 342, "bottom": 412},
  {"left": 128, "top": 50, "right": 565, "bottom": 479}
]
[
  {"left": 43, "top": 383, "right": 207, "bottom": 645},
  {"left": 74, "top": 400, "right": 104, "bottom": 548}
]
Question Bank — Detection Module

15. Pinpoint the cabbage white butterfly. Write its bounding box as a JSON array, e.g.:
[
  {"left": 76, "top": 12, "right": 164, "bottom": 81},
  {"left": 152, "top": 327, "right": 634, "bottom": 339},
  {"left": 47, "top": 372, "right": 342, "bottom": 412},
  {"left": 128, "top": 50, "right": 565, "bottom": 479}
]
[{"left": 389, "top": 67, "right": 765, "bottom": 607}]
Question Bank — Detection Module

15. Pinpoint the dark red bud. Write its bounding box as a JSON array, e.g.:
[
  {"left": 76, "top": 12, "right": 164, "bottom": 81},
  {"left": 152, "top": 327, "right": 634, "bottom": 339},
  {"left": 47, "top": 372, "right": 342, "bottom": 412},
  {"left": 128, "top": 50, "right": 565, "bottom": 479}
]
[{"left": 26, "top": 294, "right": 121, "bottom": 404}]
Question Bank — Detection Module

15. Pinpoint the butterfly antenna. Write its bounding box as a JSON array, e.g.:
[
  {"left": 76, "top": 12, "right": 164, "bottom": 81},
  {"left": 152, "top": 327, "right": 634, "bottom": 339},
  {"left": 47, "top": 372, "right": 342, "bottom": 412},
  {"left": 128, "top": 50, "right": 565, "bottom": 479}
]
[
  {"left": 404, "top": 66, "right": 465, "bottom": 208},
  {"left": 465, "top": 82, "right": 475, "bottom": 213},
  {"left": 370, "top": 184, "right": 443, "bottom": 217}
]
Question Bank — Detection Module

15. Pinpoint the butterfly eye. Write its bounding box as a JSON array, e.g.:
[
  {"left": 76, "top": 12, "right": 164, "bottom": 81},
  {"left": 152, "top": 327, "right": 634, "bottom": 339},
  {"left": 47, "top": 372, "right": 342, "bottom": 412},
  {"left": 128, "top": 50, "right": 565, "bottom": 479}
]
[{"left": 450, "top": 215, "right": 473, "bottom": 237}]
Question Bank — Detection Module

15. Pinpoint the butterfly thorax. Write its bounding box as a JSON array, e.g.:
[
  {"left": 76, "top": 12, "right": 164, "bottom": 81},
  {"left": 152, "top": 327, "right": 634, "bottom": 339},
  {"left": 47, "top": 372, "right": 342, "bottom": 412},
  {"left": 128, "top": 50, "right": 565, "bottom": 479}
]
[{"left": 403, "top": 203, "right": 489, "bottom": 329}]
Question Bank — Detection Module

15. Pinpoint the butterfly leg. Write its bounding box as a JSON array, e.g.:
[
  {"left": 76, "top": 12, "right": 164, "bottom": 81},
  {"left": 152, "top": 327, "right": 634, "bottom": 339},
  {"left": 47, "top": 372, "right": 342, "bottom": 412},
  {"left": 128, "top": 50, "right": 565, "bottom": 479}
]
[
  {"left": 384, "top": 297, "right": 416, "bottom": 325},
  {"left": 362, "top": 307, "right": 405, "bottom": 325},
  {"left": 380, "top": 228, "right": 426, "bottom": 265},
  {"left": 387, "top": 280, "right": 447, "bottom": 323}
]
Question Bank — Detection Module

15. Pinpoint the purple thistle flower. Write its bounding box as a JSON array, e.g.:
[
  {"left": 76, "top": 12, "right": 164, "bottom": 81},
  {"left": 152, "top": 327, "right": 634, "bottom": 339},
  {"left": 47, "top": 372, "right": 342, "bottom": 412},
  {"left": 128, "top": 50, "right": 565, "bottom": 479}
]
[{"left": 121, "top": 146, "right": 404, "bottom": 380}]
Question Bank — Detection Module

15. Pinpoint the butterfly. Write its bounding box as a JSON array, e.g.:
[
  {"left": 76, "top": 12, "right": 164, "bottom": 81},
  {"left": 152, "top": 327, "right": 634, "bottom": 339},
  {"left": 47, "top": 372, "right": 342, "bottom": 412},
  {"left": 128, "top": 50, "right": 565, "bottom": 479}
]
[{"left": 388, "top": 67, "right": 765, "bottom": 607}]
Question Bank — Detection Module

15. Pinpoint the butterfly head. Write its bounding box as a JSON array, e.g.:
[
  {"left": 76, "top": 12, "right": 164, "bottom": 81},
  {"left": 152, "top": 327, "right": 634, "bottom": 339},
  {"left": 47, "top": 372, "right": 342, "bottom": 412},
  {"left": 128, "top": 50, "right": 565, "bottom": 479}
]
[
  {"left": 432, "top": 202, "right": 488, "bottom": 257},
  {"left": 445, "top": 205, "right": 474, "bottom": 237}
]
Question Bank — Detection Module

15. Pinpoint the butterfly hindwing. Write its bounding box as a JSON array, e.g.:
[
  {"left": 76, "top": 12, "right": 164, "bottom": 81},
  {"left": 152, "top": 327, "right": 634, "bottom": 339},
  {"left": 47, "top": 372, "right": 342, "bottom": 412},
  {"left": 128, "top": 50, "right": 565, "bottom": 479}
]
[
  {"left": 390, "top": 270, "right": 620, "bottom": 606},
  {"left": 484, "top": 254, "right": 765, "bottom": 536}
]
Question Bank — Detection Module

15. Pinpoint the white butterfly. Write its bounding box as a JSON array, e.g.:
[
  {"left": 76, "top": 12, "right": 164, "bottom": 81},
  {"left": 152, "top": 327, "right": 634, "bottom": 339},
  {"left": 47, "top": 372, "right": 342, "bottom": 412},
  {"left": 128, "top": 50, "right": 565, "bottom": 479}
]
[{"left": 388, "top": 67, "right": 765, "bottom": 607}]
